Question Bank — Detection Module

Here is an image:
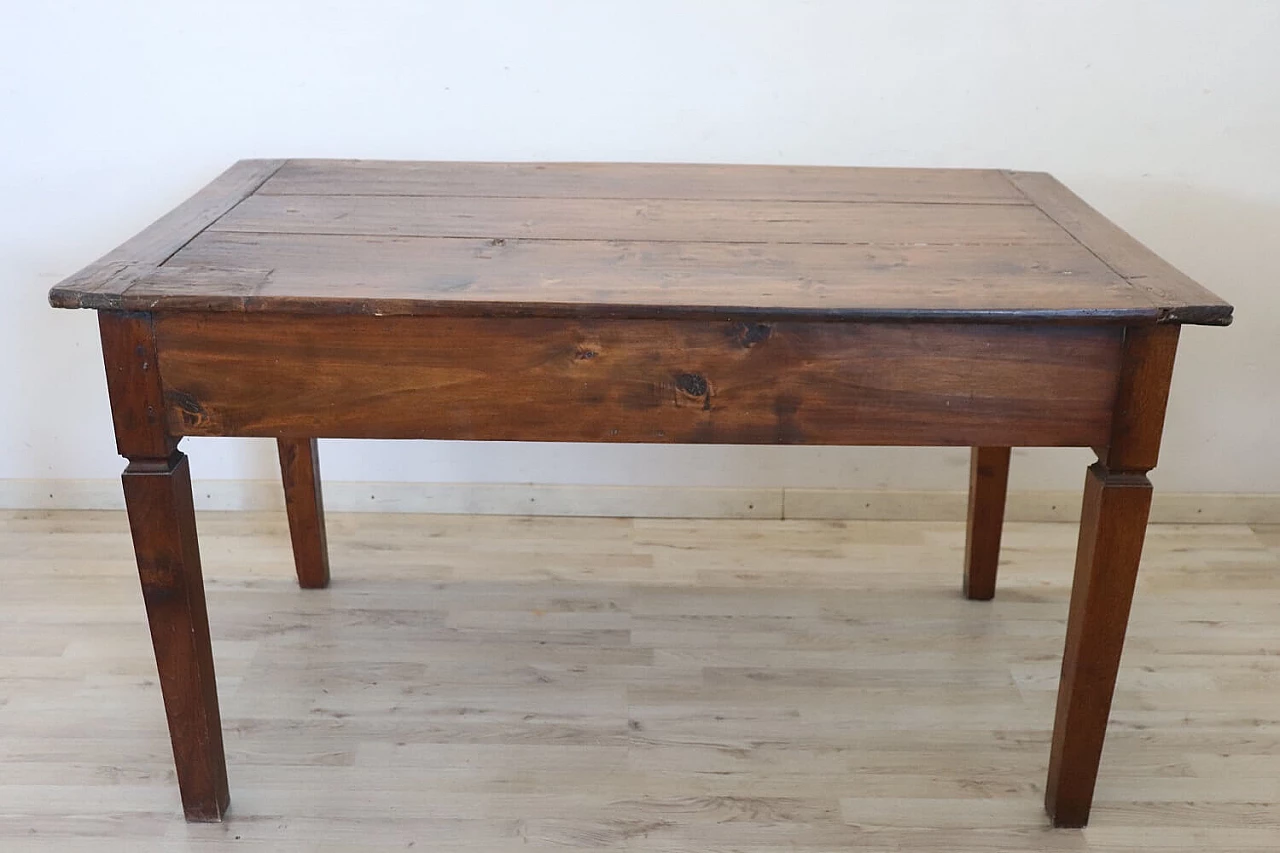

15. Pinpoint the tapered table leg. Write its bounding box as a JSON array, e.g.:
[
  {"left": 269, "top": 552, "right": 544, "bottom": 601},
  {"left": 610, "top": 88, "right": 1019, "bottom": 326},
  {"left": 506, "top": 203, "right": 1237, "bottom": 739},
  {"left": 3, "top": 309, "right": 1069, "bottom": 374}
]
[
  {"left": 123, "top": 452, "right": 229, "bottom": 821},
  {"left": 964, "top": 446, "right": 1011, "bottom": 600},
  {"left": 1045, "top": 463, "right": 1151, "bottom": 826},
  {"left": 277, "top": 438, "right": 330, "bottom": 589},
  {"left": 1045, "top": 325, "right": 1179, "bottom": 827}
]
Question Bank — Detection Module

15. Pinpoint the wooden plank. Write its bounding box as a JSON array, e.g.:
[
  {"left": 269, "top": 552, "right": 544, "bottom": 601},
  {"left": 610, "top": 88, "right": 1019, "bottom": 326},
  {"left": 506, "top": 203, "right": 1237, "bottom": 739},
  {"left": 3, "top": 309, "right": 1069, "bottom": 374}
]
[
  {"left": 134, "top": 232, "right": 1152, "bottom": 323},
  {"left": 153, "top": 314, "right": 1123, "bottom": 447},
  {"left": 258, "top": 160, "right": 1032, "bottom": 204},
  {"left": 211, "top": 194, "right": 1069, "bottom": 246},
  {"left": 47, "top": 162, "right": 1232, "bottom": 328},
  {"left": 48, "top": 159, "right": 286, "bottom": 310},
  {"left": 7, "top": 510, "right": 1280, "bottom": 845},
  {"left": 1003, "top": 171, "right": 1233, "bottom": 326}
]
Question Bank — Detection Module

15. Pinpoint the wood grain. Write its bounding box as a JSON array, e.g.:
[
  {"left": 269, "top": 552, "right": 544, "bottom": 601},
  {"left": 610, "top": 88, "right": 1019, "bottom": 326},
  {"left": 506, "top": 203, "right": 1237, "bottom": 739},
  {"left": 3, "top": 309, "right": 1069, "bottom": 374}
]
[
  {"left": 47, "top": 160, "right": 1232, "bottom": 326},
  {"left": 1045, "top": 463, "right": 1153, "bottom": 828},
  {"left": 963, "top": 446, "right": 1011, "bottom": 601},
  {"left": 4, "top": 509, "right": 1279, "bottom": 849},
  {"left": 100, "top": 310, "right": 230, "bottom": 821},
  {"left": 1043, "top": 322, "right": 1179, "bottom": 827},
  {"left": 212, "top": 193, "right": 1072, "bottom": 245},
  {"left": 1002, "top": 171, "right": 1232, "bottom": 326},
  {"left": 48, "top": 159, "right": 284, "bottom": 309},
  {"left": 152, "top": 315, "right": 1124, "bottom": 448},
  {"left": 136, "top": 232, "right": 1149, "bottom": 322},
  {"left": 1102, "top": 324, "right": 1181, "bottom": 473},
  {"left": 277, "top": 438, "right": 330, "bottom": 589},
  {"left": 98, "top": 312, "right": 175, "bottom": 459},
  {"left": 121, "top": 452, "right": 229, "bottom": 822},
  {"left": 45, "top": 158, "right": 1234, "bottom": 831},
  {"left": 258, "top": 160, "right": 1033, "bottom": 203}
]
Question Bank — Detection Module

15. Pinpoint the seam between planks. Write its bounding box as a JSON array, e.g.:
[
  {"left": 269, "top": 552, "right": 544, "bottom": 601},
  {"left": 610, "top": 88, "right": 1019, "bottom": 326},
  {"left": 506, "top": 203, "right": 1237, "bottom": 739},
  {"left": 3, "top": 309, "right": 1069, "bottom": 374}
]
[
  {"left": 116, "top": 161, "right": 290, "bottom": 310},
  {"left": 188, "top": 229, "right": 1083, "bottom": 249},
  {"left": 998, "top": 170, "right": 1164, "bottom": 317},
  {"left": 251, "top": 191, "right": 1036, "bottom": 205},
  {"left": 153, "top": 160, "right": 290, "bottom": 270}
]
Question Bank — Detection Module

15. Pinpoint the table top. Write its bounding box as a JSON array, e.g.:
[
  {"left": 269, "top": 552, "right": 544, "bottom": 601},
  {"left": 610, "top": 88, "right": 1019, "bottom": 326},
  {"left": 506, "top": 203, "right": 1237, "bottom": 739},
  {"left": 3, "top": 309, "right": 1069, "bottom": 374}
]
[{"left": 49, "top": 159, "right": 1231, "bottom": 325}]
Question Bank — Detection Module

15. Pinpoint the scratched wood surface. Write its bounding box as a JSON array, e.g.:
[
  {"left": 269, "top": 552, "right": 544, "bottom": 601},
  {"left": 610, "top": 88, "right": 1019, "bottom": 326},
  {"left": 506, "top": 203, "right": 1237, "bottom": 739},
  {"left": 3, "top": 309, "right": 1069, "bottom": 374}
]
[
  {"left": 2, "top": 509, "right": 1278, "bottom": 851},
  {"left": 48, "top": 160, "right": 1232, "bottom": 325}
]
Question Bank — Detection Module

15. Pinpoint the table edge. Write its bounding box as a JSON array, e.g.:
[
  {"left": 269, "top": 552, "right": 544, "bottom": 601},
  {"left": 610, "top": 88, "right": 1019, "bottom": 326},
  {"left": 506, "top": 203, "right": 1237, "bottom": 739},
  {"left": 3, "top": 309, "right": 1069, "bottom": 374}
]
[
  {"left": 47, "top": 159, "right": 287, "bottom": 308},
  {"left": 50, "top": 298, "right": 1171, "bottom": 326},
  {"left": 1002, "top": 171, "right": 1233, "bottom": 326}
]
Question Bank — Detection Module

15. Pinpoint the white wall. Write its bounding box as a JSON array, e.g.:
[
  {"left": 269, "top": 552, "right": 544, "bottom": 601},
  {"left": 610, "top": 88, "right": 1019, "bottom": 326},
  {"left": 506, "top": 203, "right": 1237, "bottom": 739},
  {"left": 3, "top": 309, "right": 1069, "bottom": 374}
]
[{"left": 3, "top": 0, "right": 1278, "bottom": 499}]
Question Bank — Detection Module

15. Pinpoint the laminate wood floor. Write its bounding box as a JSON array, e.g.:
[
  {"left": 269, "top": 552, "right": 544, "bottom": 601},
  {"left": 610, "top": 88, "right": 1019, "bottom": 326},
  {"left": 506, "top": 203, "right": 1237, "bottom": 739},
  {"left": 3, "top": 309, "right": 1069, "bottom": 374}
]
[{"left": 2, "top": 510, "right": 1278, "bottom": 851}]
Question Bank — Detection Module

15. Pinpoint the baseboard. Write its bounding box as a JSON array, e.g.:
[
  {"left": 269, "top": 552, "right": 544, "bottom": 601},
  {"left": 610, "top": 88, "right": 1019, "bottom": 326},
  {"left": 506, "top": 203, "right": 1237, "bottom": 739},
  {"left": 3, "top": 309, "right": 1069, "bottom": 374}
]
[
  {"left": 0, "top": 479, "right": 779, "bottom": 519},
  {"left": 785, "top": 488, "right": 1280, "bottom": 524},
  {"left": 0, "top": 478, "right": 1275, "bottom": 524}
]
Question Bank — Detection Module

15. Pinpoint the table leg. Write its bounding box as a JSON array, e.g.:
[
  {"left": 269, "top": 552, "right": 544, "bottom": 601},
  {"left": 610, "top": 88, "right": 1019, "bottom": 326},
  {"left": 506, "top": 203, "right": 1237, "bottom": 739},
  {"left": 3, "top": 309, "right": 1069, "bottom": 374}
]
[
  {"left": 1045, "top": 463, "right": 1151, "bottom": 827},
  {"left": 123, "top": 452, "right": 230, "bottom": 821},
  {"left": 963, "top": 446, "right": 1011, "bottom": 600},
  {"left": 100, "top": 311, "right": 230, "bottom": 821},
  {"left": 277, "top": 438, "right": 330, "bottom": 588},
  {"left": 1044, "top": 325, "right": 1179, "bottom": 827}
]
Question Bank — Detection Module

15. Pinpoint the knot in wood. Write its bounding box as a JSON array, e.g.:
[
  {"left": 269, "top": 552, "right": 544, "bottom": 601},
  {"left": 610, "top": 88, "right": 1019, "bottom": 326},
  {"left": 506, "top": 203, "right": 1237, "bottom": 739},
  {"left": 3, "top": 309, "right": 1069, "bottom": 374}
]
[
  {"left": 168, "top": 390, "right": 209, "bottom": 427},
  {"left": 738, "top": 323, "right": 773, "bottom": 347},
  {"left": 675, "top": 373, "right": 709, "bottom": 397}
]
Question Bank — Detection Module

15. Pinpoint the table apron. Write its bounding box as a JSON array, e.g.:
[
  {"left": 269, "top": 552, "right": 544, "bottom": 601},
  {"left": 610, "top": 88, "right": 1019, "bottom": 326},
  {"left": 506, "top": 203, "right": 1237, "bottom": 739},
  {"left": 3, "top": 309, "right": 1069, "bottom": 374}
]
[{"left": 151, "top": 313, "right": 1124, "bottom": 447}]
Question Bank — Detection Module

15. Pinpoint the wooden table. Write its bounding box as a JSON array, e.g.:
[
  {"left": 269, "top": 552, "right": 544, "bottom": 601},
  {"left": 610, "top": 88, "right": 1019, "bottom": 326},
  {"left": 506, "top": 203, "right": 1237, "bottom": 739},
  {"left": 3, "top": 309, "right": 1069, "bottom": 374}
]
[{"left": 49, "top": 160, "right": 1231, "bottom": 828}]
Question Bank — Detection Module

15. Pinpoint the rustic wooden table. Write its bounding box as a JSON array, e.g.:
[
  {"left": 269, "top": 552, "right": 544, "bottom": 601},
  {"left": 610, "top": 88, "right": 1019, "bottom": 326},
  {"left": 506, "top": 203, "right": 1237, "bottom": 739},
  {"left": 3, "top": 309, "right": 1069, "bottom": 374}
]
[{"left": 50, "top": 160, "right": 1231, "bottom": 828}]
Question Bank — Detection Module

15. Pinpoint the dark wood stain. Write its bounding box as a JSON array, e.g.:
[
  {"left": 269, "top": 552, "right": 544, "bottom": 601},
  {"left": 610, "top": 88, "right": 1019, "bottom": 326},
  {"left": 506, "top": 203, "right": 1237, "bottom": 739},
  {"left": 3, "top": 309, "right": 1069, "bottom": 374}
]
[{"left": 674, "top": 372, "right": 709, "bottom": 398}]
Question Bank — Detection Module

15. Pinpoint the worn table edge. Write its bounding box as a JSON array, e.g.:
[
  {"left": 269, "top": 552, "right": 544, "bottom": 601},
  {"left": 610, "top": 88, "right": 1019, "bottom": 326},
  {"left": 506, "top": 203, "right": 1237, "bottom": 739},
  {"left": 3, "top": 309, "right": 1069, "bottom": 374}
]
[
  {"left": 47, "top": 159, "right": 287, "bottom": 308},
  {"left": 1002, "top": 170, "right": 1233, "bottom": 327},
  {"left": 47, "top": 296, "right": 1170, "bottom": 326}
]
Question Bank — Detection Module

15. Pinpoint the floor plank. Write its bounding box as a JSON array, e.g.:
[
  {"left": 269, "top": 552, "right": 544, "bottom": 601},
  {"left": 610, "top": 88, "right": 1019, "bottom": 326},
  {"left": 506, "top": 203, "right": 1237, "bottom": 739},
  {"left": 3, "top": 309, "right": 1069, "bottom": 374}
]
[{"left": 1, "top": 510, "right": 1278, "bottom": 850}]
